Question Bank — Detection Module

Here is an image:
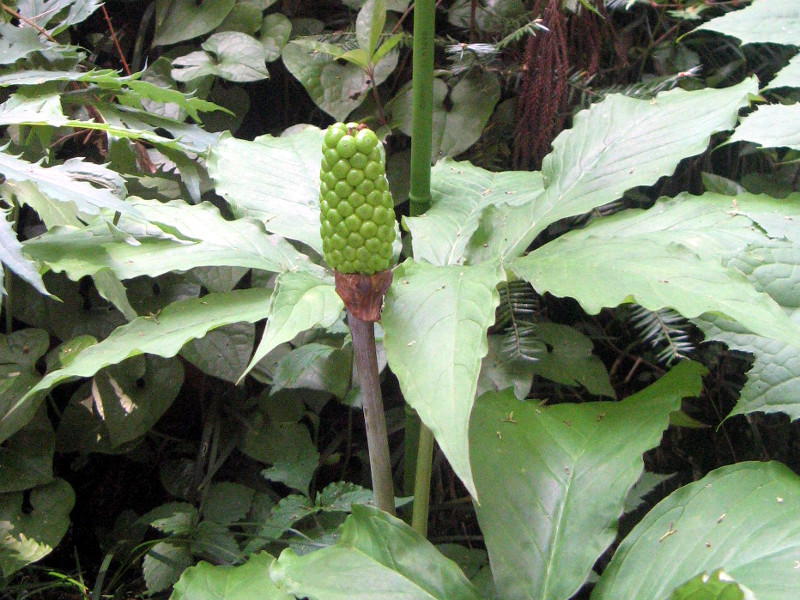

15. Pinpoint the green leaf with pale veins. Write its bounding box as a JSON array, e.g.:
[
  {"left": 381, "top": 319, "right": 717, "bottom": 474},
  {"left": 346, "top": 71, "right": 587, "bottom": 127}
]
[
  {"left": 270, "top": 505, "right": 483, "bottom": 600},
  {"left": 209, "top": 128, "right": 325, "bottom": 254},
  {"left": 510, "top": 193, "right": 800, "bottom": 349},
  {"left": 171, "top": 552, "right": 292, "bottom": 600},
  {"left": 475, "top": 77, "right": 757, "bottom": 261},
  {"left": 242, "top": 270, "right": 344, "bottom": 381},
  {"left": 154, "top": 0, "right": 236, "bottom": 46},
  {"left": 729, "top": 104, "right": 800, "bottom": 151},
  {"left": 403, "top": 158, "right": 544, "bottom": 265},
  {"left": 171, "top": 33, "right": 269, "bottom": 83},
  {"left": 382, "top": 259, "right": 504, "bottom": 498},
  {"left": 593, "top": 461, "right": 800, "bottom": 600},
  {"left": 471, "top": 361, "right": 705, "bottom": 600},
  {"left": 696, "top": 0, "right": 800, "bottom": 46},
  {"left": 24, "top": 198, "right": 315, "bottom": 281}
]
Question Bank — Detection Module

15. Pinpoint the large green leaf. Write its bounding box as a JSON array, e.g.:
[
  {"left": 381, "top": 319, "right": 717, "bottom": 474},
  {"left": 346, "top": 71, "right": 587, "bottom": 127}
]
[
  {"left": 696, "top": 0, "right": 800, "bottom": 46},
  {"left": 391, "top": 71, "right": 501, "bottom": 164},
  {"left": 382, "top": 259, "right": 503, "bottom": 498},
  {"left": 471, "top": 360, "right": 705, "bottom": 600},
  {"left": 0, "top": 150, "right": 137, "bottom": 221},
  {"left": 476, "top": 78, "right": 757, "bottom": 261},
  {"left": 693, "top": 200, "right": 800, "bottom": 418},
  {"left": 0, "top": 207, "right": 48, "bottom": 296},
  {"left": 171, "top": 552, "right": 292, "bottom": 600},
  {"left": 154, "top": 0, "right": 236, "bottom": 46},
  {"left": 282, "top": 39, "right": 398, "bottom": 121},
  {"left": 171, "top": 33, "right": 269, "bottom": 83},
  {"left": 765, "top": 54, "right": 800, "bottom": 90},
  {"left": 242, "top": 270, "right": 343, "bottom": 380},
  {"left": 55, "top": 356, "right": 183, "bottom": 453},
  {"left": 403, "top": 158, "right": 544, "bottom": 265},
  {"left": 670, "top": 571, "right": 756, "bottom": 600},
  {"left": 24, "top": 198, "right": 314, "bottom": 280},
  {"left": 12, "top": 288, "right": 274, "bottom": 427},
  {"left": 593, "top": 461, "right": 800, "bottom": 600},
  {"left": 510, "top": 193, "right": 800, "bottom": 348},
  {"left": 0, "top": 329, "right": 49, "bottom": 445},
  {"left": 209, "top": 128, "right": 325, "bottom": 254},
  {"left": 0, "top": 408, "right": 53, "bottom": 493},
  {"left": 729, "top": 104, "right": 800, "bottom": 151},
  {"left": 0, "top": 479, "right": 74, "bottom": 577},
  {"left": 270, "top": 505, "right": 483, "bottom": 600}
]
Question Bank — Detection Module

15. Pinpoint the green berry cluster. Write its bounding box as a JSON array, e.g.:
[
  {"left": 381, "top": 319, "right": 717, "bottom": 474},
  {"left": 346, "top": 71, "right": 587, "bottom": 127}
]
[{"left": 319, "top": 122, "right": 396, "bottom": 275}]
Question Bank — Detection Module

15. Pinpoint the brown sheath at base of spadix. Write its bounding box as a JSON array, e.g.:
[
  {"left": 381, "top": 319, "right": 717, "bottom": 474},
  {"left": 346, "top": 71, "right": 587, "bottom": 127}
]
[{"left": 334, "top": 269, "right": 393, "bottom": 322}]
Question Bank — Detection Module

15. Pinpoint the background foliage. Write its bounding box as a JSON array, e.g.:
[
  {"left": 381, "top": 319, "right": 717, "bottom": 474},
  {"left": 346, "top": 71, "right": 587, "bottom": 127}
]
[{"left": 1, "top": 0, "right": 800, "bottom": 599}]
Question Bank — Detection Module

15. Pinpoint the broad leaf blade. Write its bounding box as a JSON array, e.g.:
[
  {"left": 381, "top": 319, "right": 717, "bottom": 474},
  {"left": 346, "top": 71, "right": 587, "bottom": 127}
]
[
  {"left": 403, "top": 158, "right": 544, "bottom": 265},
  {"left": 172, "top": 552, "right": 291, "bottom": 600},
  {"left": 24, "top": 199, "right": 315, "bottom": 280},
  {"left": 471, "top": 361, "right": 705, "bottom": 600},
  {"left": 0, "top": 207, "right": 48, "bottom": 296},
  {"left": 209, "top": 128, "right": 324, "bottom": 254},
  {"left": 696, "top": 0, "right": 800, "bottom": 46},
  {"left": 593, "top": 461, "right": 800, "bottom": 600},
  {"left": 14, "top": 288, "right": 274, "bottom": 420},
  {"left": 670, "top": 570, "right": 756, "bottom": 600},
  {"left": 382, "top": 260, "right": 503, "bottom": 498},
  {"left": 510, "top": 193, "right": 800, "bottom": 348},
  {"left": 242, "top": 271, "right": 344, "bottom": 380},
  {"left": 356, "top": 0, "right": 386, "bottom": 58},
  {"left": 765, "top": 54, "right": 800, "bottom": 90},
  {"left": 729, "top": 104, "right": 800, "bottom": 151},
  {"left": 485, "top": 77, "right": 757, "bottom": 260},
  {"left": 270, "top": 505, "right": 483, "bottom": 600}
]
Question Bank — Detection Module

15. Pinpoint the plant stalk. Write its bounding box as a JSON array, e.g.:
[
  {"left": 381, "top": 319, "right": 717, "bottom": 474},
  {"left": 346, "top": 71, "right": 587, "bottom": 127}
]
[
  {"left": 407, "top": 0, "right": 437, "bottom": 537},
  {"left": 349, "top": 310, "right": 396, "bottom": 515}
]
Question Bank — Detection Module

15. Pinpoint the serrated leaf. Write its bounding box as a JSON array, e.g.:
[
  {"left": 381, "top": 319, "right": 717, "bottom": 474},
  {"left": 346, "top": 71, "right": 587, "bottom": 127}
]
[
  {"left": 202, "top": 483, "right": 255, "bottom": 525},
  {"left": 0, "top": 479, "right": 75, "bottom": 577},
  {"left": 593, "top": 461, "right": 800, "bottom": 600},
  {"left": 0, "top": 208, "right": 48, "bottom": 296},
  {"left": 480, "top": 77, "right": 757, "bottom": 261},
  {"left": 144, "top": 541, "right": 193, "bottom": 593},
  {"left": 729, "top": 104, "right": 800, "bottom": 151},
  {"left": 270, "top": 505, "right": 483, "bottom": 600},
  {"left": 24, "top": 198, "right": 314, "bottom": 281},
  {"left": 281, "top": 39, "right": 398, "bottom": 121},
  {"left": 171, "top": 552, "right": 292, "bottom": 600},
  {"left": 696, "top": 0, "right": 800, "bottom": 46},
  {"left": 242, "top": 270, "right": 343, "bottom": 381},
  {"left": 14, "top": 288, "right": 274, "bottom": 422},
  {"left": 403, "top": 158, "right": 544, "bottom": 265},
  {"left": 209, "top": 128, "right": 325, "bottom": 253},
  {"left": 154, "top": 0, "right": 236, "bottom": 46},
  {"left": 172, "top": 32, "right": 269, "bottom": 83},
  {"left": 392, "top": 71, "right": 501, "bottom": 163},
  {"left": 471, "top": 361, "right": 705, "bottom": 600},
  {"left": 510, "top": 193, "right": 800, "bottom": 348},
  {"left": 17, "top": 0, "right": 102, "bottom": 35},
  {"left": 382, "top": 259, "right": 504, "bottom": 498},
  {"left": 0, "top": 150, "right": 137, "bottom": 222}
]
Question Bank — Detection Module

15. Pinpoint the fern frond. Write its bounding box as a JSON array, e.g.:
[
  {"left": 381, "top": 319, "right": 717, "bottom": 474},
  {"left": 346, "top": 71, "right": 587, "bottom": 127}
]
[
  {"left": 629, "top": 305, "right": 695, "bottom": 365},
  {"left": 496, "top": 18, "right": 548, "bottom": 51},
  {"left": 496, "top": 280, "right": 543, "bottom": 362}
]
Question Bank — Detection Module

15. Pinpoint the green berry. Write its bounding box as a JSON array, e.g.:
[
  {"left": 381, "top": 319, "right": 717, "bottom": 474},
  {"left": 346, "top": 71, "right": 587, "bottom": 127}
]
[{"left": 319, "top": 123, "right": 396, "bottom": 274}]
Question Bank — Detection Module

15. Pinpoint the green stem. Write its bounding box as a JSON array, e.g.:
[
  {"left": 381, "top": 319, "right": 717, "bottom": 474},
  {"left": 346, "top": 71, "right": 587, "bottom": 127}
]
[
  {"left": 349, "top": 310, "right": 396, "bottom": 515},
  {"left": 408, "top": 0, "right": 435, "bottom": 217},
  {"left": 408, "top": 0, "right": 437, "bottom": 536}
]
